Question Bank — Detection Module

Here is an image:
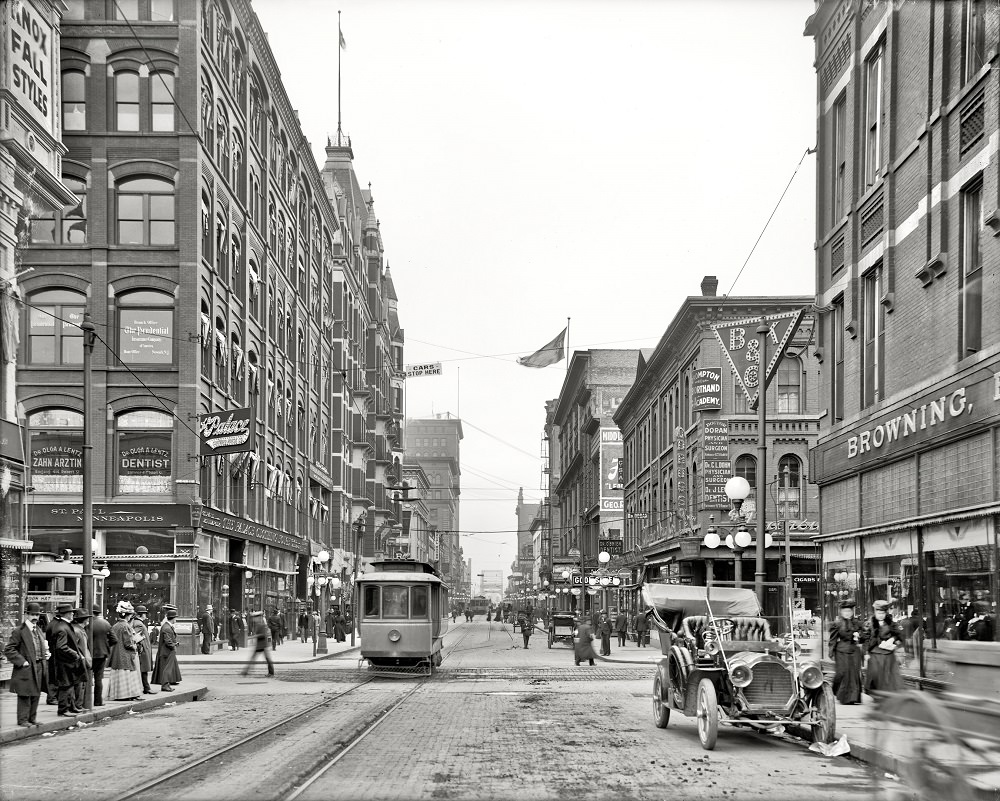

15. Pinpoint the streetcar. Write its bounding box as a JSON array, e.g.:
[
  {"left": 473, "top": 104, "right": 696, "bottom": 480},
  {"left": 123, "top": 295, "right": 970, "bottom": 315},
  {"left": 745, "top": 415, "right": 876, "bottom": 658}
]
[
  {"left": 357, "top": 559, "right": 450, "bottom": 675},
  {"left": 466, "top": 596, "right": 490, "bottom": 617}
]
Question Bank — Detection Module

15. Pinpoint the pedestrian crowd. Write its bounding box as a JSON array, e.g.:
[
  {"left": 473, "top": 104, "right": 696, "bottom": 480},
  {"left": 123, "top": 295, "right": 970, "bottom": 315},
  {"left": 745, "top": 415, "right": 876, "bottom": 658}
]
[{"left": 4, "top": 600, "right": 183, "bottom": 728}]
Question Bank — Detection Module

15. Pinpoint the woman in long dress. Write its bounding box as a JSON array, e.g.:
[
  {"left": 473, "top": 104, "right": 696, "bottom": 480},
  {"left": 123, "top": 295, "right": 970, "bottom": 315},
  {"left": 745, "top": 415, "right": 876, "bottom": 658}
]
[
  {"left": 107, "top": 601, "right": 143, "bottom": 701},
  {"left": 864, "top": 600, "right": 904, "bottom": 694},
  {"left": 828, "top": 599, "right": 864, "bottom": 704}
]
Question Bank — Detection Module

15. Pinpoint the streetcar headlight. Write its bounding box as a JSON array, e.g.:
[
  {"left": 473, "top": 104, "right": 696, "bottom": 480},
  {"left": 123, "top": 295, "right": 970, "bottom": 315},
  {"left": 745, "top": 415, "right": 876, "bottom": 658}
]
[
  {"left": 798, "top": 664, "right": 823, "bottom": 690},
  {"left": 730, "top": 664, "right": 753, "bottom": 688},
  {"left": 388, "top": 629, "right": 401, "bottom": 643}
]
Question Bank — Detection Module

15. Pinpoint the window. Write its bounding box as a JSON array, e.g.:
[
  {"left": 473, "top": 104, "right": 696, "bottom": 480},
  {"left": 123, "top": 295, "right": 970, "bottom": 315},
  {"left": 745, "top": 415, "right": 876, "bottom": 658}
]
[
  {"left": 25, "top": 289, "right": 85, "bottom": 365},
  {"left": 777, "top": 455, "right": 801, "bottom": 520},
  {"left": 115, "top": 0, "right": 139, "bottom": 17},
  {"left": 115, "top": 410, "right": 173, "bottom": 494},
  {"left": 382, "top": 586, "right": 409, "bottom": 618},
  {"left": 776, "top": 357, "right": 801, "bottom": 413},
  {"left": 364, "top": 586, "right": 381, "bottom": 618},
  {"left": 201, "top": 191, "right": 212, "bottom": 261},
  {"left": 117, "top": 176, "right": 175, "bottom": 245},
  {"left": 734, "top": 455, "right": 756, "bottom": 492},
  {"left": 30, "top": 176, "right": 87, "bottom": 244},
  {"left": 63, "top": 0, "right": 84, "bottom": 18},
  {"left": 863, "top": 43, "right": 883, "bottom": 188},
  {"left": 862, "top": 265, "right": 885, "bottom": 407},
  {"left": 960, "top": 179, "right": 983, "bottom": 355},
  {"left": 117, "top": 290, "right": 174, "bottom": 365},
  {"left": 62, "top": 71, "right": 86, "bottom": 130},
  {"left": 28, "top": 409, "right": 84, "bottom": 493},
  {"left": 115, "top": 0, "right": 174, "bottom": 20},
  {"left": 963, "top": 0, "right": 986, "bottom": 83},
  {"left": 832, "top": 295, "right": 845, "bottom": 421},
  {"left": 116, "top": 71, "right": 140, "bottom": 131},
  {"left": 733, "top": 368, "right": 750, "bottom": 413},
  {"left": 151, "top": 72, "right": 175, "bottom": 131},
  {"left": 831, "top": 93, "right": 846, "bottom": 223}
]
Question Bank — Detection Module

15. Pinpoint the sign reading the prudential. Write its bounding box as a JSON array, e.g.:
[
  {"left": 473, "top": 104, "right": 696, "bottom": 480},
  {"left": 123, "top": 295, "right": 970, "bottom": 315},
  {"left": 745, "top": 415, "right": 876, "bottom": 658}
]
[
  {"left": 5, "top": 0, "right": 56, "bottom": 135},
  {"left": 198, "top": 408, "right": 254, "bottom": 456},
  {"left": 810, "top": 365, "right": 1000, "bottom": 483}
]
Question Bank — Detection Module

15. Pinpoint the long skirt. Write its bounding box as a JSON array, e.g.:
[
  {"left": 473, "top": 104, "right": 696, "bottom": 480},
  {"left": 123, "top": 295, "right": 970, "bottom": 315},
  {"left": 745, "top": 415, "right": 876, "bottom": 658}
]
[
  {"left": 107, "top": 653, "right": 143, "bottom": 700},
  {"left": 832, "top": 647, "right": 862, "bottom": 704},
  {"left": 865, "top": 648, "right": 904, "bottom": 693},
  {"left": 152, "top": 646, "right": 183, "bottom": 686}
]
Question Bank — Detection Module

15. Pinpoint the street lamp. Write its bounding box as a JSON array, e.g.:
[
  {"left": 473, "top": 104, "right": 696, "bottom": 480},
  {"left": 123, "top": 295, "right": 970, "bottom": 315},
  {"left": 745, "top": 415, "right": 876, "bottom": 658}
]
[
  {"left": 703, "top": 476, "right": 772, "bottom": 588},
  {"left": 350, "top": 513, "right": 366, "bottom": 647},
  {"left": 313, "top": 549, "right": 330, "bottom": 655}
]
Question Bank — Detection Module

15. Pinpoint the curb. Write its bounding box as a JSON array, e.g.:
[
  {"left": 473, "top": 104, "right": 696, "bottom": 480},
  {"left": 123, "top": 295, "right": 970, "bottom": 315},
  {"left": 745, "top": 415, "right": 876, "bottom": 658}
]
[
  {"left": 177, "top": 645, "right": 361, "bottom": 666},
  {"left": 0, "top": 685, "right": 210, "bottom": 745}
]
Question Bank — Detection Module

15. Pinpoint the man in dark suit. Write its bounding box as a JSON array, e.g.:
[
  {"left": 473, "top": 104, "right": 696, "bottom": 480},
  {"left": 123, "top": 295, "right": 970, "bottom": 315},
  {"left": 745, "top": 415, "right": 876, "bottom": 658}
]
[
  {"left": 90, "top": 606, "right": 112, "bottom": 706},
  {"left": 632, "top": 608, "right": 650, "bottom": 647},
  {"left": 198, "top": 605, "right": 215, "bottom": 654},
  {"left": 3, "top": 602, "right": 47, "bottom": 726},
  {"left": 44, "top": 602, "right": 84, "bottom": 716}
]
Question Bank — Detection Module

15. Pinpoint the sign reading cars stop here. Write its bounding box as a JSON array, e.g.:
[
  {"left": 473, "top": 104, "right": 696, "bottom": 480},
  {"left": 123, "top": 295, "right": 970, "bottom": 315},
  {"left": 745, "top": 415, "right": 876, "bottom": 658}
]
[{"left": 711, "top": 309, "right": 805, "bottom": 411}]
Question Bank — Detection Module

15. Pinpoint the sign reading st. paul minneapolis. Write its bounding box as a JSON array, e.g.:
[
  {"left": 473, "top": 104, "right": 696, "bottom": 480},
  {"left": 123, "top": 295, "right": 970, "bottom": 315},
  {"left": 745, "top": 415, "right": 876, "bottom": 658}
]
[{"left": 198, "top": 408, "right": 254, "bottom": 456}]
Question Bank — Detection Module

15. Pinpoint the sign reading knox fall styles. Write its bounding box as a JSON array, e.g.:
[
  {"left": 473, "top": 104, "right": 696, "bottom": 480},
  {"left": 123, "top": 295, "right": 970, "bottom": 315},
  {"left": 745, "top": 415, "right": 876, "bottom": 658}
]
[{"left": 5, "top": 0, "right": 56, "bottom": 135}]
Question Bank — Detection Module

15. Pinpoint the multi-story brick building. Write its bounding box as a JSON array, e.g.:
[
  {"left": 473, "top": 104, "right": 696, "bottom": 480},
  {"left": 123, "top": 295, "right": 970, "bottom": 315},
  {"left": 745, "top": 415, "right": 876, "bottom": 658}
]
[
  {"left": 403, "top": 414, "right": 462, "bottom": 586},
  {"left": 806, "top": 0, "right": 1000, "bottom": 673},
  {"left": 0, "top": 0, "right": 77, "bottom": 663},
  {"left": 551, "top": 349, "right": 639, "bottom": 617},
  {"left": 614, "top": 279, "right": 820, "bottom": 622},
  {"left": 15, "top": 0, "right": 403, "bottom": 639}
]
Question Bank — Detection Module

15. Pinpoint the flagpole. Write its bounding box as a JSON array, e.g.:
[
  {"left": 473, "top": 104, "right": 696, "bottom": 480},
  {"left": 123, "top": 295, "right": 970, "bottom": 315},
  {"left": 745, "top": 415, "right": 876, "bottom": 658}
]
[
  {"left": 337, "top": 9, "right": 343, "bottom": 144},
  {"left": 457, "top": 366, "right": 461, "bottom": 418},
  {"left": 566, "top": 317, "right": 571, "bottom": 372}
]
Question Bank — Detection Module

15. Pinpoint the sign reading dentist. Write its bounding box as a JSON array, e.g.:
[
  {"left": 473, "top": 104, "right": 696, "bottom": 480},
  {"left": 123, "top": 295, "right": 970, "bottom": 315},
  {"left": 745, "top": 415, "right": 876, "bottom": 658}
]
[{"left": 198, "top": 407, "right": 254, "bottom": 456}]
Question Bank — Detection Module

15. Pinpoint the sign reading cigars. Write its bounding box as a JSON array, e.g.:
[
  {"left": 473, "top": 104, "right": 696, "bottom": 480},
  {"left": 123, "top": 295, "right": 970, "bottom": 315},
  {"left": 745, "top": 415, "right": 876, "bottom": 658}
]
[
  {"left": 711, "top": 309, "right": 805, "bottom": 410},
  {"left": 198, "top": 407, "right": 254, "bottom": 456}
]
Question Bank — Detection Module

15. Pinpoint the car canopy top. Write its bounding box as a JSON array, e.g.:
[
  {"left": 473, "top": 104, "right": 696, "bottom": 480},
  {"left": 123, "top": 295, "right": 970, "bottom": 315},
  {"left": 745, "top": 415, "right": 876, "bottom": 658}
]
[{"left": 642, "top": 583, "right": 762, "bottom": 633}]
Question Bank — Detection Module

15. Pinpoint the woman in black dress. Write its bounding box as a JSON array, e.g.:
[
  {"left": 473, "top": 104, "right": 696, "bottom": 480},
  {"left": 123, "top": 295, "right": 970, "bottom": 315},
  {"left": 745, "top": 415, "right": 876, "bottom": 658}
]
[
  {"left": 828, "top": 599, "right": 864, "bottom": 704},
  {"left": 864, "top": 600, "right": 904, "bottom": 694}
]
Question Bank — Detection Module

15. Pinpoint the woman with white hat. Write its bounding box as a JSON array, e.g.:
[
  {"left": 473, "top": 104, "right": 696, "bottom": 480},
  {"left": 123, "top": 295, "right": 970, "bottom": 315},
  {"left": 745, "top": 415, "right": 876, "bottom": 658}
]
[{"left": 107, "top": 601, "right": 142, "bottom": 701}]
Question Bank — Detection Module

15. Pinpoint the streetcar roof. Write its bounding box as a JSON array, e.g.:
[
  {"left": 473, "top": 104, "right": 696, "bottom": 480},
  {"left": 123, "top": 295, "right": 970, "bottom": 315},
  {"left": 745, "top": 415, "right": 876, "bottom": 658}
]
[{"left": 359, "top": 571, "right": 445, "bottom": 584}]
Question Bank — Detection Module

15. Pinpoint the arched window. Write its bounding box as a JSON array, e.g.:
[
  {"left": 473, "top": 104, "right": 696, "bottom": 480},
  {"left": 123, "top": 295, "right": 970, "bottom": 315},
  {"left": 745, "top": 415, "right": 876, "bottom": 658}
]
[
  {"left": 115, "top": 410, "right": 173, "bottom": 494},
  {"left": 115, "top": 71, "right": 140, "bottom": 130},
  {"left": 777, "top": 455, "right": 802, "bottom": 520},
  {"left": 30, "top": 175, "right": 87, "bottom": 244},
  {"left": 777, "top": 356, "right": 801, "bottom": 413},
  {"left": 151, "top": 72, "right": 175, "bottom": 131},
  {"left": 201, "top": 83, "right": 214, "bottom": 152},
  {"left": 28, "top": 409, "right": 84, "bottom": 493},
  {"left": 201, "top": 190, "right": 212, "bottom": 262},
  {"left": 117, "top": 176, "right": 175, "bottom": 245},
  {"left": 25, "top": 289, "right": 86, "bottom": 365},
  {"left": 200, "top": 299, "right": 212, "bottom": 380},
  {"left": 117, "top": 289, "right": 174, "bottom": 365},
  {"left": 734, "top": 454, "right": 756, "bottom": 491},
  {"left": 216, "top": 213, "right": 228, "bottom": 281},
  {"left": 62, "top": 70, "right": 86, "bottom": 130}
]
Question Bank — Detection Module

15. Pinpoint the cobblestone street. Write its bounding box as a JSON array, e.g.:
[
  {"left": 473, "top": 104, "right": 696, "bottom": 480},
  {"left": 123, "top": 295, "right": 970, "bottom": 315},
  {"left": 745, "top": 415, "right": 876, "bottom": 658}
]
[{"left": 0, "top": 622, "right": 879, "bottom": 801}]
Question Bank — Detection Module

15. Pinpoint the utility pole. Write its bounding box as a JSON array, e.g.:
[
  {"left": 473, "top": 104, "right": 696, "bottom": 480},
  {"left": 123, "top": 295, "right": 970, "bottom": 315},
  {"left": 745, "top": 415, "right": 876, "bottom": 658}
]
[
  {"left": 350, "top": 513, "right": 366, "bottom": 647},
  {"left": 754, "top": 318, "right": 769, "bottom": 604},
  {"left": 81, "top": 312, "right": 96, "bottom": 710}
]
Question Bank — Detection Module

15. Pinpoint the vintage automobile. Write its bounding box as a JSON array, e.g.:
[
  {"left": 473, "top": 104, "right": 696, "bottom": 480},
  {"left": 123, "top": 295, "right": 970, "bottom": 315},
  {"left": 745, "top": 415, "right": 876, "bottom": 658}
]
[
  {"left": 548, "top": 612, "right": 576, "bottom": 648},
  {"left": 644, "top": 583, "right": 836, "bottom": 750}
]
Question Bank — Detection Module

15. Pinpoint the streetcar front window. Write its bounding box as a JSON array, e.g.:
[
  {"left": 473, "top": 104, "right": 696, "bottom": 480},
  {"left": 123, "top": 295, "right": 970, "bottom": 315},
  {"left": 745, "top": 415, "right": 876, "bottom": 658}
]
[
  {"left": 364, "top": 586, "right": 381, "bottom": 618},
  {"left": 383, "top": 586, "right": 409, "bottom": 618},
  {"left": 411, "top": 586, "right": 429, "bottom": 619}
]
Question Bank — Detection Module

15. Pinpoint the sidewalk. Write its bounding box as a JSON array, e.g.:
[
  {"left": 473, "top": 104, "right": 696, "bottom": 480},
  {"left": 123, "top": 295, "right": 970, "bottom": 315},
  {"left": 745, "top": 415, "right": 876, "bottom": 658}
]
[{"left": 178, "top": 635, "right": 361, "bottom": 665}]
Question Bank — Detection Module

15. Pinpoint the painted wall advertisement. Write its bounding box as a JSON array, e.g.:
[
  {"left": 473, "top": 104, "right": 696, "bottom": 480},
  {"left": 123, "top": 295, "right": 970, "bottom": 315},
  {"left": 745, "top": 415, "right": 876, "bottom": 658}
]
[
  {"left": 599, "top": 428, "right": 623, "bottom": 512},
  {"left": 702, "top": 420, "right": 730, "bottom": 509}
]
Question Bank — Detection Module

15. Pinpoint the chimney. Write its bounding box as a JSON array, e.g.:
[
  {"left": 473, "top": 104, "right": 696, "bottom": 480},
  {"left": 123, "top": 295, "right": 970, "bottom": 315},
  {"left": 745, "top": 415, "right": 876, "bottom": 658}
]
[{"left": 701, "top": 275, "right": 719, "bottom": 297}]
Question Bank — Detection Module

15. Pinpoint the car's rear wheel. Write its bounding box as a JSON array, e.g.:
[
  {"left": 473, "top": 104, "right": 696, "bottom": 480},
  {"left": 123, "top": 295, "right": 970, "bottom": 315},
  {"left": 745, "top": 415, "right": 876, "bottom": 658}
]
[
  {"left": 653, "top": 675, "right": 670, "bottom": 728},
  {"left": 811, "top": 683, "right": 837, "bottom": 744},
  {"left": 696, "top": 678, "right": 719, "bottom": 750}
]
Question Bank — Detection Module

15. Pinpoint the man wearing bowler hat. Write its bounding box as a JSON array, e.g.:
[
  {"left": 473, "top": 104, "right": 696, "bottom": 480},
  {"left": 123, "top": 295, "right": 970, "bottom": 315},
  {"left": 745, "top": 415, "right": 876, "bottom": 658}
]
[
  {"left": 3, "top": 603, "right": 47, "bottom": 726},
  {"left": 90, "top": 606, "right": 112, "bottom": 706},
  {"left": 70, "top": 608, "right": 93, "bottom": 712},
  {"left": 45, "top": 602, "right": 85, "bottom": 716}
]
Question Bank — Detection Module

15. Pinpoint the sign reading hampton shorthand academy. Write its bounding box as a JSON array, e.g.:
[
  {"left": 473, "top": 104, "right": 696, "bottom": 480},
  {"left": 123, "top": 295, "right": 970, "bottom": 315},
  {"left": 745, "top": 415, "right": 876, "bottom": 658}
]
[{"left": 198, "top": 408, "right": 254, "bottom": 456}]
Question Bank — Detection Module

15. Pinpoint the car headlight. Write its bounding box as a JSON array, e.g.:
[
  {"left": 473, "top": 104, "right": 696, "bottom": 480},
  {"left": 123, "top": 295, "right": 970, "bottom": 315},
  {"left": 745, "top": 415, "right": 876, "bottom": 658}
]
[
  {"left": 798, "top": 664, "right": 823, "bottom": 690},
  {"left": 730, "top": 663, "right": 753, "bottom": 688},
  {"left": 388, "top": 629, "right": 401, "bottom": 643}
]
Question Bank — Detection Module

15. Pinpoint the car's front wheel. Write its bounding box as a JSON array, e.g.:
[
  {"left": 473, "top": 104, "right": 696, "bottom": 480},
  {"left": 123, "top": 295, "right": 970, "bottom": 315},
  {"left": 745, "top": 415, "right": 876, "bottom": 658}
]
[
  {"left": 810, "top": 683, "right": 837, "bottom": 744},
  {"left": 696, "top": 678, "right": 719, "bottom": 750},
  {"left": 653, "top": 675, "right": 670, "bottom": 728}
]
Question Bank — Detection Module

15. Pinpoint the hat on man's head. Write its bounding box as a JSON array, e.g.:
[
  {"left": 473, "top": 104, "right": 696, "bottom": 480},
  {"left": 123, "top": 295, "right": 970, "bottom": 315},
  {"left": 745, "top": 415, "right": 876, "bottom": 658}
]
[
  {"left": 166, "top": 609, "right": 178, "bottom": 619},
  {"left": 873, "top": 600, "right": 890, "bottom": 612},
  {"left": 839, "top": 599, "right": 856, "bottom": 608},
  {"left": 161, "top": 604, "right": 177, "bottom": 612},
  {"left": 73, "top": 608, "right": 92, "bottom": 620},
  {"left": 205, "top": 604, "right": 213, "bottom": 611},
  {"left": 92, "top": 606, "right": 101, "bottom": 615},
  {"left": 135, "top": 605, "right": 148, "bottom": 614},
  {"left": 25, "top": 602, "right": 42, "bottom": 614},
  {"left": 55, "top": 602, "right": 75, "bottom": 614}
]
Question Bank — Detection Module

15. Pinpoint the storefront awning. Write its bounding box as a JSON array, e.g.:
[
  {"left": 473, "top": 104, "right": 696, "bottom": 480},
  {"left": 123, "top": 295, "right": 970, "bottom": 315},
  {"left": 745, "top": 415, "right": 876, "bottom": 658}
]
[
  {"left": 813, "top": 501, "right": 1000, "bottom": 543},
  {"left": 0, "top": 538, "right": 33, "bottom": 550}
]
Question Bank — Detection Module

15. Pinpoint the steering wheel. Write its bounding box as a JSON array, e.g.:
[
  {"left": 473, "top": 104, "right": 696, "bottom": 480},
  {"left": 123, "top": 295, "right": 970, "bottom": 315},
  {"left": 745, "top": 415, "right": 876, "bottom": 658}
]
[
  {"left": 706, "top": 618, "right": 736, "bottom": 639},
  {"left": 779, "top": 633, "right": 803, "bottom": 657}
]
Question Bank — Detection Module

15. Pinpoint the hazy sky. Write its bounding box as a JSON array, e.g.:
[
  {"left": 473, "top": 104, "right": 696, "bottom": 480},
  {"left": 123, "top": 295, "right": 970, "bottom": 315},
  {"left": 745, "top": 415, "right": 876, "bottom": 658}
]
[{"left": 253, "top": 0, "right": 818, "bottom": 581}]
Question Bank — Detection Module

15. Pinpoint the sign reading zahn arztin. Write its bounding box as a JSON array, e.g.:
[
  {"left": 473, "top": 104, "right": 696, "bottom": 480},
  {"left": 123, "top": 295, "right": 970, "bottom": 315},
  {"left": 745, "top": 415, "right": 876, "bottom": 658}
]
[{"left": 198, "top": 407, "right": 254, "bottom": 456}]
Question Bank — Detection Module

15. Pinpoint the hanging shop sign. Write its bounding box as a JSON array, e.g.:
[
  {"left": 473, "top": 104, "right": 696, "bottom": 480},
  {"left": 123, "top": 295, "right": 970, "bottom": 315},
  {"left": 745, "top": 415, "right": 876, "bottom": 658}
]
[
  {"left": 405, "top": 362, "right": 442, "bottom": 377},
  {"left": 692, "top": 368, "right": 722, "bottom": 411},
  {"left": 599, "top": 538, "right": 623, "bottom": 556},
  {"left": 198, "top": 407, "right": 254, "bottom": 456},
  {"left": 5, "top": 0, "right": 57, "bottom": 136},
  {"left": 600, "top": 428, "right": 624, "bottom": 512},
  {"left": 701, "top": 419, "right": 730, "bottom": 509},
  {"left": 810, "top": 363, "right": 1000, "bottom": 483},
  {"left": 711, "top": 309, "right": 805, "bottom": 410},
  {"left": 0, "top": 420, "right": 22, "bottom": 461}
]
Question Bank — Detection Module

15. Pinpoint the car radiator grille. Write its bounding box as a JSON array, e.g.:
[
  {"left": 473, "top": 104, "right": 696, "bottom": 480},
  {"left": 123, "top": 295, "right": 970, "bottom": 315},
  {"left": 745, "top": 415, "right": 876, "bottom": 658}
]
[{"left": 743, "top": 662, "right": 794, "bottom": 707}]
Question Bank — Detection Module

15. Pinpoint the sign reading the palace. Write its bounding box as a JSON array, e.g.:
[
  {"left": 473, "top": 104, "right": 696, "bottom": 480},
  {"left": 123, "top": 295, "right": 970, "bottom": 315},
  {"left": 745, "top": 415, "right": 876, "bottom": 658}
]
[
  {"left": 405, "top": 362, "right": 442, "bottom": 378},
  {"left": 198, "top": 407, "right": 254, "bottom": 456},
  {"left": 5, "top": 0, "right": 55, "bottom": 134},
  {"left": 711, "top": 309, "right": 805, "bottom": 410},
  {"left": 692, "top": 368, "right": 723, "bottom": 411},
  {"left": 701, "top": 419, "right": 731, "bottom": 508},
  {"left": 810, "top": 366, "right": 1000, "bottom": 482}
]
